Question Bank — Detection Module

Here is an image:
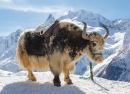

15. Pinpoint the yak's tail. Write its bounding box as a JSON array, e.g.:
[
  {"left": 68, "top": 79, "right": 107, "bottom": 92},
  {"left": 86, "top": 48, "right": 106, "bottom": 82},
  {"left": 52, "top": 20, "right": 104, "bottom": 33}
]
[{"left": 15, "top": 39, "right": 32, "bottom": 70}]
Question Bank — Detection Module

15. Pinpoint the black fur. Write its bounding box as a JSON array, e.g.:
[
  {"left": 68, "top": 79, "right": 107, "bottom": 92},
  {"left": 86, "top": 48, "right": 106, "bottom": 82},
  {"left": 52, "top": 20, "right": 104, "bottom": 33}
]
[
  {"left": 70, "top": 24, "right": 74, "bottom": 27},
  {"left": 25, "top": 32, "right": 48, "bottom": 56},
  {"left": 73, "top": 26, "right": 78, "bottom": 30}
]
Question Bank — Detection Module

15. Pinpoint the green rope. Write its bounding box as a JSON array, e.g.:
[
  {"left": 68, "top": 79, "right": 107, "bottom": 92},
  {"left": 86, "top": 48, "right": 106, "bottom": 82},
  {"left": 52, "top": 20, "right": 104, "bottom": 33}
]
[{"left": 79, "top": 63, "right": 96, "bottom": 80}]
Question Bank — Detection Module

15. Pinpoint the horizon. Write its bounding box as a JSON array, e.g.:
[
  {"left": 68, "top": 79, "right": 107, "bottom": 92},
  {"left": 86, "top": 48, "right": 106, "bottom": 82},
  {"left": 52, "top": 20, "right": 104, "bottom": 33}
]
[{"left": 0, "top": 0, "right": 130, "bottom": 36}]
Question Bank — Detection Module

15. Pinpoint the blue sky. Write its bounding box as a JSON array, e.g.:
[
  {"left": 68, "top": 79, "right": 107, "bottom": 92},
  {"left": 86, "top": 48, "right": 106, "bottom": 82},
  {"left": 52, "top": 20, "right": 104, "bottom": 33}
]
[{"left": 0, "top": 0, "right": 130, "bottom": 36}]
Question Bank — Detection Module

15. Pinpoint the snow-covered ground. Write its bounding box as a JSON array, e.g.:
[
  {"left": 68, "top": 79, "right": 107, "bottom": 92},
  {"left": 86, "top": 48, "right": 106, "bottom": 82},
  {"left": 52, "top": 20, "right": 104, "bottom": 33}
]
[{"left": 0, "top": 70, "right": 130, "bottom": 94}]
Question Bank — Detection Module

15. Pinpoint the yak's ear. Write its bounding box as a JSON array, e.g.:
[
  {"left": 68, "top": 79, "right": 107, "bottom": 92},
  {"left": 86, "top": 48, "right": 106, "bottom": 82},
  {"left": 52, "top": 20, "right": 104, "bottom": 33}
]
[
  {"left": 102, "top": 26, "right": 109, "bottom": 39},
  {"left": 82, "top": 22, "right": 89, "bottom": 40}
]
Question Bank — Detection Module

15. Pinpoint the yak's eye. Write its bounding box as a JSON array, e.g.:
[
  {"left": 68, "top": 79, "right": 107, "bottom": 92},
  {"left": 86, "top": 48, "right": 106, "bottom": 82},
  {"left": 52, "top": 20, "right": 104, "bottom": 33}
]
[
  {"left": 40, "top": 30, "right": 44, "bottom": 35},
  {"left": 92, "top": 43, "right": 96, "bottom": 47}
]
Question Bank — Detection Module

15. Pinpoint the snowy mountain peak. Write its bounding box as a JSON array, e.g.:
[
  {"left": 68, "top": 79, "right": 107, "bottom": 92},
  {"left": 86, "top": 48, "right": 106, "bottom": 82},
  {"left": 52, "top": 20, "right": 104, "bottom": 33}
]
[
  {"left": 78, "top": 9, "right": 93, "bottom": 15},
  {"left": 67, "top": 9, "right": 92, "bottom": 16},
  {"left": 16, "top": 29, "right": 22, "bottom": 33},
  {"left": 44, "top": 14, "right": 55, "bottom": 26},
  {"left": 59, "top": 10, "right": 113, "bottom": 27},
  {"left": 47, "top": 14, "right": 54, "bottom": 21}
]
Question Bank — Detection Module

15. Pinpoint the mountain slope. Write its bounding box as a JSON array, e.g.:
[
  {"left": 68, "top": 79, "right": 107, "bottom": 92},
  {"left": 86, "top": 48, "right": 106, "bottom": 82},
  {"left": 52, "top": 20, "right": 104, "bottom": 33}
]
[
  {"left": 113, "top": 18, "right": 130, "bottom": 30},
  {"left": 0, "top": 29, "right": 22, "bottom": 72},
  {"left": 0, "top": 29, "right": 22, "bottom": 57}
]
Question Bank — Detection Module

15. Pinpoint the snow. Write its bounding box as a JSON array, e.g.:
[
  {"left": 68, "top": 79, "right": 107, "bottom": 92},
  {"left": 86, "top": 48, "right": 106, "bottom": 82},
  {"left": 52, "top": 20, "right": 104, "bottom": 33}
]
[{"left": 0, "top": 71, "right": 130, "bottom": 94}]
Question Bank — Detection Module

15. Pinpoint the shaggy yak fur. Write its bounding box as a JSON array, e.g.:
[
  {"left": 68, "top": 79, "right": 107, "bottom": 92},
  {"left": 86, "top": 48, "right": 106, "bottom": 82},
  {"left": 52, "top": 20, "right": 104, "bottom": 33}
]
[{"left": 16, "top": 21, "right": 109, "bottom": 86}]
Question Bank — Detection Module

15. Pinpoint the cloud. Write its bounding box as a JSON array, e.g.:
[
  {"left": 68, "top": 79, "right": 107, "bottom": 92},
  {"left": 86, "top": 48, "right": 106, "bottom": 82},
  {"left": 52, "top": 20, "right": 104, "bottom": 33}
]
[
  {"left": 1, "top": 0, "right": 12, "bottom": 3},
  {"left": 0, "top": 0, "right": 72, "bottom": 13}
]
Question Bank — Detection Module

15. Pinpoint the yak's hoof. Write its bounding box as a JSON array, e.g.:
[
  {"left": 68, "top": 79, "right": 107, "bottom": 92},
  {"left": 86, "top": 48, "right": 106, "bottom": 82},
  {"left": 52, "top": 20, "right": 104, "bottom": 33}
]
[
  {"left": 53, "top": 79, "right": 61, "bottom": 86},
  {"left": 28, "top": 76, "right": 37, "bottom": 81},
  {"left": 65, "top": 78, "right": 73, "bottom": 85},
  {"left": 67, "top": 81, "right": 73, "bottom": 84},
  {"left": 53, "top": 75, "right": 61, "bottom": 87},
  {"left": 31, "top": 78, "right": 37, "bottom": 81},
  {"left": 54, "top": 82, "right": 61, "bottom": 87}
]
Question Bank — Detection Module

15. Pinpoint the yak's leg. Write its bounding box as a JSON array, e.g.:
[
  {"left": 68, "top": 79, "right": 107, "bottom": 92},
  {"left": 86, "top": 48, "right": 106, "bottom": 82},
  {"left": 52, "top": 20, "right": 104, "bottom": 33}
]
[
  {"left": 19, "top": 50, "right": 37, "bottom": 81},
  {"left": 27, "top": 69, "right": 37, "bottom": 81},
  {"left": 50, "top": 63, "right": 62, "bottom": 86},
  {"left": 53, "top": 74, "right": 61, "bottom": 86},
  {"left": 49, "top": 52, "right": 63, "bottom": 86},
  {"left": 63, "top": 63, "right": 73, "bottom": 84}
]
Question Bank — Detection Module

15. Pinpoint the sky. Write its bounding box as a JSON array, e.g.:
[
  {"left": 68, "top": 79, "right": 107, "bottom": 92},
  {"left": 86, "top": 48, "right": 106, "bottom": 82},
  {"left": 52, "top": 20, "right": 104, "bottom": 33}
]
[{"left": 0, "top": 0, "right": 130, "bottom": 36}]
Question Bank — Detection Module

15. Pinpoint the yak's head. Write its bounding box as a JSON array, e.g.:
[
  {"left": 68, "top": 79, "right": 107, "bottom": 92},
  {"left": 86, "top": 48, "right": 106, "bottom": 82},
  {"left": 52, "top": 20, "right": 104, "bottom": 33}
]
[{"left": 82, "top": 22, "right": 109, "bottom": 63}]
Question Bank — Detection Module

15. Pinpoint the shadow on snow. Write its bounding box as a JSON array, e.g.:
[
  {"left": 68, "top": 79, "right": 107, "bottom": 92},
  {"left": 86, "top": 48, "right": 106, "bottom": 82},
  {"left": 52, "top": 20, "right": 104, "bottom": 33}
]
[{"left": 0, "top": 81, "right": 85, "bottom": 94}]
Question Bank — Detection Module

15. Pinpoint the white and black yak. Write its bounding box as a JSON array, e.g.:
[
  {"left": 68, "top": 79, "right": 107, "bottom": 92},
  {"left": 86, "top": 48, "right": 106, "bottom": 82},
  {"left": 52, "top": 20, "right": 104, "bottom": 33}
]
[{"left": 16, "top": 21, "right": 109, "bottom": 86}]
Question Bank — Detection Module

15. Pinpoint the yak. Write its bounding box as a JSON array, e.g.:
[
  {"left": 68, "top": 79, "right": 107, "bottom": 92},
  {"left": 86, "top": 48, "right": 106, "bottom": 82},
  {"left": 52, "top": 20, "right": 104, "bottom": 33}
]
[{"left": 16, "top": 21, "right": 109, "bottom": 86}]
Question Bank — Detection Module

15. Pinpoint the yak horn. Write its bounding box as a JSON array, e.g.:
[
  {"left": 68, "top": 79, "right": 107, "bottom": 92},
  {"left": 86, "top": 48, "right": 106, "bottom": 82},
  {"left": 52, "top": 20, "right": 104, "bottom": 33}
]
[
  {"left": 102, "top": 26, "right": 109, "bottom": 39},
  {"left": 82, "top": 22, "right": 89, "bottom": 40}
]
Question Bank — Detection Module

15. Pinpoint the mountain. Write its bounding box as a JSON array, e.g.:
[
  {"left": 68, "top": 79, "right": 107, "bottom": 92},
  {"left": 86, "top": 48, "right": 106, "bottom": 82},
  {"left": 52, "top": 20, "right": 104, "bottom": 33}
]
[
  {"left": 0, "top": 29, "right": 22, "bottom": 72},
  {"left": 59, "top": 9, "right": 113, "bottom": 27},
  {"left": 59, "top": 9, "right": 130, "bottom": 31},
  {"left": 0, "top": 29, "right": 22, "bottom": 56},
  {"left": 44, "top": 14, "right": 55, "bottom": 26},
  {"left": 0, "top": 29, "right": 22, "bottom": 59}
]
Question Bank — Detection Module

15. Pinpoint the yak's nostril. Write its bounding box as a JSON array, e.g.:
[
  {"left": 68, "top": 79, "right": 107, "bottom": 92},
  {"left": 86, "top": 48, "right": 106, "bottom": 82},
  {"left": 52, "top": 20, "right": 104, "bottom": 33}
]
[{"left": 99, "top": 59, "right": 103, "bottom": 63}]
